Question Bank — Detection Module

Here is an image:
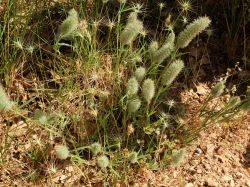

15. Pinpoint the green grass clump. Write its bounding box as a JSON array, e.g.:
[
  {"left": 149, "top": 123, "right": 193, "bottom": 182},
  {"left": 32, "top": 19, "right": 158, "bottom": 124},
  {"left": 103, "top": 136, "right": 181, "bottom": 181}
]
[{"left": 0, "top": 1, "right": 248, "bottom": 185}]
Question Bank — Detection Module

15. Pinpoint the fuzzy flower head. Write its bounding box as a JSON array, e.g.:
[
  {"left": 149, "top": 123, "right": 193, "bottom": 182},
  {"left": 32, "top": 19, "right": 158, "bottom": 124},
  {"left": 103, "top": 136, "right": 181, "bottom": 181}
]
[
  {"left": 129, "top": 151, "right": 138, "bottom": 164},
  {"left": 128, "top": 98, "right": 141, "bottom": 113},
  {"left": 226, "top": 96, "right": 241, "bottom": 108},
  {"left": 176, "top": 16, "right": 211, "bottom": 49},
  {"left": 127, "top": 77, "right": 139, "bottom": 96},
  {"left": 120, "top": 12, "right": 144, "bottom": 46},
  {"left": 153, "top": 32, "right": 175, "bottom": 64},
  {"left": 142, "top": 79, "right": 155, "bottom": 104},
  {"left": 161, "top": 59, "right": 185, "bottom": 87},
  {"left": 135, "top": 67, "right": 146, "bottom": 82},
  {"left": 89, "top": 142, "right": 102, "bottom": 156},
  {"left": 0, "top": 84, "right": 13, "bottom": 111},
  {"left": 171, "top": 148, "right": 186, "bottom": 166},
  {"left": 148, "top": 41, "right": 159, "bottom": 57},
  {"left": 210, "top": 81, "right": 225, "bottom": 98},
  {"left": 57, "top": 8, "right": 79, "bottom": 40},
  {"left": 97, "top": 155, "right": 109, "bottom": 169},
  {"left": 55, "top": 145, "right": 70, "bottom": 160}
]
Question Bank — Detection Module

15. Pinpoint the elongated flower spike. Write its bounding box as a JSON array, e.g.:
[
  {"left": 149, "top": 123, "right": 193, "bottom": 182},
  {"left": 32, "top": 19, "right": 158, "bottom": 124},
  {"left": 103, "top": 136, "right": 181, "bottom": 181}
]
[
  {"left": 127, "top": 77, "right": 139, "bottom": 96},
  {"left": 128, "top": 98, "right": 141, "bottom": 113},
  {"left": 176, "top": 16, "right": 211, "bottom": 49},
  {"left": 210, "top": 81, "right": 225, "bottom": 98},
  {"left": 120, "top": 12, "right": 144, "bottom": 46},
  {"left": 142, "top": 79, "right": 155, "bottom": 104},
  {"left": 153, "top": 32, "right": 175, "bottom": 64},
  {"left": 161, "top": 59, "right": 185, "bottom": 87},
  {"left": 148, "top": 41, "right": 159, "bottom": 58},
  {"left": 135, "top": 67, "right": 146, "bottom": 82},
  {"left": 57, "top": 9, "right": 79, "bottom": 40}
]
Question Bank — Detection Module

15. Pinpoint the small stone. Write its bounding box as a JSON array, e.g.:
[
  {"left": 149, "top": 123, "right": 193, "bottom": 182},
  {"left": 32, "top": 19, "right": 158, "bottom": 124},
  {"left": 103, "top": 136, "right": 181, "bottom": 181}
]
[
  {"left": 204, "top": 163, "right": 211, "bottom": 170},
  {"left": 195, "top": 147, "right": 203, "bottom": 154},
  {"left": 229, "top": 180, "right": 235, "bottom": 187},
  {"left": 185, "top": 183, "right": 194, "bottom": 187},
  {"left": 222, "top": 174, "right": 233, "bottom": 182},
  {"left": 235, "top": 172, "right": 243, "bottom": 179},
  {"left": 205, "top": 177, "right": 219, "bottom": 187},
  {"left": 197, "top": 169, "right": 202, "bottom": 174},
  {"left": 246, "top": 181, "right": 250, "bottom": 187},
  {"left": 206, "top": 144, "right": 215, "bottom": 155}
]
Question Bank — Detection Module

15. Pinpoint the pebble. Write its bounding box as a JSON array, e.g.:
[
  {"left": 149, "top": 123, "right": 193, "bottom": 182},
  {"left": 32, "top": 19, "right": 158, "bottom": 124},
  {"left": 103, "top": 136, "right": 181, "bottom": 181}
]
[
  {"left": 206, "top": 144, "right": 215, "bottom": 155},
  {"left": 222, "top": 174, "right": 233, "bottom": 182},
  {"left": 235, "top": 172, "right": 243, "bottom": 179},
  {"left": 205, "top": 177, "right": 219, "bottom": 187},
  {"left": 197, "top": 169, "right": 202, "bottom": 174},
  {"left": 195, "top": 148, "right": 203, "bottom": 154},
  {"left": 185, "top": 183, "right": 194, "bottom": 187},
  {"left": 246, "top": 181, "right": 250, "bottom": 187}
]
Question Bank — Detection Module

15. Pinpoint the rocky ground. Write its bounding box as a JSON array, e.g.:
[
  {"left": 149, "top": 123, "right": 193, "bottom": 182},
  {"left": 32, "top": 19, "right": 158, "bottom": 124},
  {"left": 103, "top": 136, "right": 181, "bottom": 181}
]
[{"left": 166, "top": 115, "right": 250, "bottom": 187}]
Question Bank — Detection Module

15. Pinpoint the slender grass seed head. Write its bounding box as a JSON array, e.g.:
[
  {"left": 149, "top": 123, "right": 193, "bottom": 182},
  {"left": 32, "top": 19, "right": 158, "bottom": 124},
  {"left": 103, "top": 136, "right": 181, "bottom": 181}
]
[
  {"left": 127, "top": 77, "right": 139, "bottom": 96},
  {"left": 128, "top": 98, "right": 141, "bottom": 113},
  {"left": 55, "top": 145, "right": 70, "bottom": 160},
  {"left": 161, "top": 59, "right": 185, "bottom": 87},
  {"left": 142, "top": 79, "right": 155, "bottom": 104},
  {"left": 176, "top": 16, "right": 211, "bottom": 49},
  {"left": 135, "top": 67, "right": 146, "bottom": 82}
]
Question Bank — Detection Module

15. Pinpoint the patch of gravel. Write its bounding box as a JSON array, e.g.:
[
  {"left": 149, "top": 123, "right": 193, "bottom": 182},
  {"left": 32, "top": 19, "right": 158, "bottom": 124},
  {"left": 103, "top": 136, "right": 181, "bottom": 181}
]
[{"left": 167, "top": 114, "right": 250, "bottom": 187}]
